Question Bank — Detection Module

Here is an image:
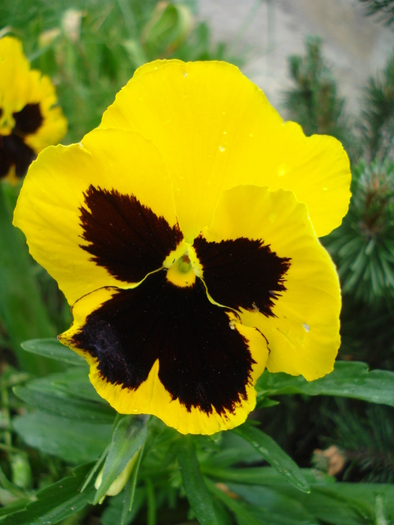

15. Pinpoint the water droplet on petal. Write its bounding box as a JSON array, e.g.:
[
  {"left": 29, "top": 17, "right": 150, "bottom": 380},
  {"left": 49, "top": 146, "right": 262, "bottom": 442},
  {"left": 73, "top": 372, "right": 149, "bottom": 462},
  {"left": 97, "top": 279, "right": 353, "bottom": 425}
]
[
  {"left": 219, "top": 145, "right": 225, "bottom": 153},
  {"left": 183, "top": 71, "right": 187, "bottom": 77}
]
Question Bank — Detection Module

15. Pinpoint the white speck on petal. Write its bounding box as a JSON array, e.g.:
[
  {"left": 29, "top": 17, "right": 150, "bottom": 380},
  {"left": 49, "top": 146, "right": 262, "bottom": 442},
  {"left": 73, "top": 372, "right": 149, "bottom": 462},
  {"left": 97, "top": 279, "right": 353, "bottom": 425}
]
[{"left": 302, "top": 323, "right": 310, "bottom": 332}]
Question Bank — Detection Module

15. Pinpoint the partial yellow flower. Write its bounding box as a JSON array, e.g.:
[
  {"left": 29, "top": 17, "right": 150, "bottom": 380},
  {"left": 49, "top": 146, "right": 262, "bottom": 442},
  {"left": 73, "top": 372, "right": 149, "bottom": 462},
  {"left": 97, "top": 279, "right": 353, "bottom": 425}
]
[
  {"left": 14, "top": 60, "right": 351, "bottom": 435},
  {"left": 0, "top": 36, "right": 67, "bottom": 183}
]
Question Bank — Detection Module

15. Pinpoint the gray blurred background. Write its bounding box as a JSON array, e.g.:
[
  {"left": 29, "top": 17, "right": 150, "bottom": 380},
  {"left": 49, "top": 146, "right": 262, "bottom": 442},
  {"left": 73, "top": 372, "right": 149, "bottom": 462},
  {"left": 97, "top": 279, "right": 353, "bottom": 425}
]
[{"left": 198, "top": 0, "right": 394, "bottom": 113}]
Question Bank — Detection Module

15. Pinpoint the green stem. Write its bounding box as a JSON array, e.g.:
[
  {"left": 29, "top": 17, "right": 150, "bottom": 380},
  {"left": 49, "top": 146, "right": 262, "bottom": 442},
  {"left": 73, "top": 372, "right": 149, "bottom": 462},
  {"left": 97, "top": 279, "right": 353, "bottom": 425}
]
[
  {"left": 0, "top": 183, "right": 61, "bottom": 374},
  {"left": 1, "top": 386, "right": 12, "bottom": 448},
  {"left": 145, "top": 477, "right": 157, "bottom": 525}
]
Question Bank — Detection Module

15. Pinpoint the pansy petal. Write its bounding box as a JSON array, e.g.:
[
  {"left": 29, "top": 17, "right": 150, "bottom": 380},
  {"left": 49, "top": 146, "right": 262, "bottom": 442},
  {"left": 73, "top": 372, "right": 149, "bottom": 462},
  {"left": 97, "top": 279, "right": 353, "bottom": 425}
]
[
  {"left": 23, "top": 73, "right": 67, "bottom": 154},
  {"left": 14, "top": 128, "right": 181, "bottom": 304},
  {"left": 60, "top": 271, "right": 268, "bottom": 435},
  {"left": 0, "top": 37, "right": 66, "bottom": 183},
  {"left": 0, "top": 37, "right": 30, "bottom": 124},
  {"left": 197, "top": 185, "right": 341, "bottom": 380},
  {"left": 100, "top": 60, "right": 350, "bottom": 239}
]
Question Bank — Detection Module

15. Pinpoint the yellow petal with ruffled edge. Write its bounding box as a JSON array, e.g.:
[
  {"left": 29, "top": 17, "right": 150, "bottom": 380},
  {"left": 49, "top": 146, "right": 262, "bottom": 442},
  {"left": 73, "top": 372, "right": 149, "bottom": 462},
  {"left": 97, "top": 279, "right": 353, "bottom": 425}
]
[
  {"left": 0, "top": 37, "right": 66, "bottom": 155},
  {"left": 14, "top": 127, "right": 181, "bottom": 305},
  {"left": 198, "top": 185, "right": 341, "bottom": 380},
  {"left": 60, "top": 286, "right": 268, "bottom": 435},
  {"left": 100, "top": 60, "right": 351, "bottom": 240}
]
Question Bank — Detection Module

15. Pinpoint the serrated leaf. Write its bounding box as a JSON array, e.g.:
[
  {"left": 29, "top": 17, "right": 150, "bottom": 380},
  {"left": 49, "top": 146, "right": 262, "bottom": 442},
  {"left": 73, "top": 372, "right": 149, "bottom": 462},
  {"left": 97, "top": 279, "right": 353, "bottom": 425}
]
[
  {"left": 178, "top": 436, "right": 220, "bottom": 525},
  {"left": 13, "top": 384, "right": 115, "bottom": 423},
  {"left": 0, "top": 463, "right": 95, "bottom": 525},
  {"left": 21, "top": 338, "right": 86, "bottom": 366},
  {"left": 257, "top": 361, "right": 394, "bottom": 407},
  {"left": 233, "top": 425, "right": 310, "bottom": 493},
  {"left": 94, "top": 416, "right": 148, "bottom": 504},
  {"left": 13, "top": 412, "right": 112, "bottom": 464}
]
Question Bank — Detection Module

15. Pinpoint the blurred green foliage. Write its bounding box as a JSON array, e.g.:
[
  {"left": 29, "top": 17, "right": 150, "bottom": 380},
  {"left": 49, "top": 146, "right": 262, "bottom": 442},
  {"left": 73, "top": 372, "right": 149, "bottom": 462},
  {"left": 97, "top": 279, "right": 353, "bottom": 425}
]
[{"left": 358, "top": 0, "right": 394, "bottom": 25}]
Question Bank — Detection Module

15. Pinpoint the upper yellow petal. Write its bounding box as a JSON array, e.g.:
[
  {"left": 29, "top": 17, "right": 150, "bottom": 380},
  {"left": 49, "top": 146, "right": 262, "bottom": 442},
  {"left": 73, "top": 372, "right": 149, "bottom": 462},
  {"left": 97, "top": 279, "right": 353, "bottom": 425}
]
[
  {"left": 13, "top": 127, "right": 179, "bottom": 304},
  {"left": 0, "top": 36, "right": 67, "bottom": 153},
  {"left": 100, "top": 59, "right": 351, "bottom": 239}
]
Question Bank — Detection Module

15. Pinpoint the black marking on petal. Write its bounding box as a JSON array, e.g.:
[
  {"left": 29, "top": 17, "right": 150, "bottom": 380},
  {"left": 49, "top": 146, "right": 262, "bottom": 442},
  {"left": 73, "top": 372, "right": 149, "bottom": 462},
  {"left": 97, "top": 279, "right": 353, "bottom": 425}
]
[
  {"left": 0, "top": 134, "right": 36, "bottom": 179},
  {"left": 79, "top": 185, "right": 183, "bottom": 283},
  {"left": 72, "top": 271, "right": 254, "bottom": 415},
  {"left": 13, "top": 103, "right": 43, "bottom": 136},
  {"left": 193, "top": 236, "right": 290, "bottom": 317}
]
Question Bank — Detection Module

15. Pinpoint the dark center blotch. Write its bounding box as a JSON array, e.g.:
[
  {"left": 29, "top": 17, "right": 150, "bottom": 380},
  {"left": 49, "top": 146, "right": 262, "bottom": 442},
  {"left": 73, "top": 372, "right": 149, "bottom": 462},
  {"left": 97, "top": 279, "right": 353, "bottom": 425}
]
[
  {"left": 72, "top": 271, "right": 255, "bottom": 416},
  {"left": 193, "top": 236, "right": 290, "bottom": 317},
  {"left": 0, "top": 134, "right": 36, "bottom": 179},
  {"left": 13, "top": 103, "right": 43, "bottom": 136},
  {"left": 79, "top": 185, "right": 183, "bottom": 284}
]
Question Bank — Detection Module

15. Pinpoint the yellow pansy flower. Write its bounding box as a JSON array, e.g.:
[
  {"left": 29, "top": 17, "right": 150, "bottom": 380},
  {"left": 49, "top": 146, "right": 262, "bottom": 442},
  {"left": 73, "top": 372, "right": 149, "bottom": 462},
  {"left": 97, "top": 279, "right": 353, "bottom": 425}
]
[
  {"left": 0, "top": 36, "right": 67, "bottom": 183},
  {"left": 14, "top": 60, "right": 351, "bottom": 435}
]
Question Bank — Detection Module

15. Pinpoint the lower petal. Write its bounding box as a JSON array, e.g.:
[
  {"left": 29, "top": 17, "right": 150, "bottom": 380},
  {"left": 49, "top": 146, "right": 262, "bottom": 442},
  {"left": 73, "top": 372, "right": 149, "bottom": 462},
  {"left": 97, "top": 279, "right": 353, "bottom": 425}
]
[{"left": 60, "top": 272, "right": 268, "bottom": 435}]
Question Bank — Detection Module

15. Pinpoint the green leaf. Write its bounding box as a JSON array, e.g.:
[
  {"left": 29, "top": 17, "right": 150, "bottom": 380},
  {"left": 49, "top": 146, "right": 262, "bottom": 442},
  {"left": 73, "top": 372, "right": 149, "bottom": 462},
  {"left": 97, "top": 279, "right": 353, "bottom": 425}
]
[
  {"left": 0, "top": 463, "right": 95, "bottom": 525},
  {"left": 94, "top": 416, "right": 148, "bottom": 504},
  {"left": 227, "top": 483, "right": 319, "bottom": 525},
  {"left": 21, "top": 338, "right": 86, "bottom": 366},
  {"left": 310, "top": 483, "right": 394, "bottom": 524},
  {"left": 205, "top": 478, "right": 262, "bottom": 525},
  {"left": 13, "top": 384, "right": 115, "bottom": 423},
  {"left": 257, "top": 361, "right": 394, "bottom": 407},
  {"left": 49, "top": 367, "right": 106, "bottom": 402},
  {"left": 101, "top": 487, "right": 145, "bottom": 525},
  {"left": 233, "top": 424, "right": 310, "bottom": 493},
  {"left": 201, "top": 467, "right": 332, "bottom": 488},
  {"left": 13, "top": 411, "right": 112, "bottom": 464},
  {"left": 178, "top": 435, "right": 220, "bottom": 525},
  {"left": 204, "top": 468, "right": 394, "bottom": 525},
  {"left": 121, "top": 444, "right": 145, "bottom": 524}
]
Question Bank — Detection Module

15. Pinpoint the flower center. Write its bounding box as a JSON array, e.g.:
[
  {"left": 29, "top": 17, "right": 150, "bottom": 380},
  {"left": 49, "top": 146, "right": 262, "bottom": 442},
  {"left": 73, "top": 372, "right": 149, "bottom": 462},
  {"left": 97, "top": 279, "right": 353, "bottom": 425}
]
[{"left": 166, "top": 253, "right": 196, "bottom": 287}]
